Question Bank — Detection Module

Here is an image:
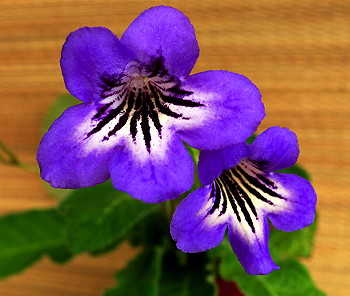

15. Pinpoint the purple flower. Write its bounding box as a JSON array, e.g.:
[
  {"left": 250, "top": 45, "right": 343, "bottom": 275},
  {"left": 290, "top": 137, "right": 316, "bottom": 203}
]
[
  {"left": 170, "top": 127, "right": 317, "bottom": 274},
  {"left": 37, "top": 6, "right": 265, "bottom": 203}
]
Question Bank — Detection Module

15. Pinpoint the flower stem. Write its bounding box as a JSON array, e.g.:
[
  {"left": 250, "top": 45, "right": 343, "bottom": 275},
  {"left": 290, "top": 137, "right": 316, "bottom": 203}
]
[
  {"left": 161, "top": 199, "right": 176, "bottom": 223},
  {"left": 0, "top": 140, "right": 38, "bottom": 173},
  {"left": 0, "top": 140, "right": 20, "bottom": 165}
]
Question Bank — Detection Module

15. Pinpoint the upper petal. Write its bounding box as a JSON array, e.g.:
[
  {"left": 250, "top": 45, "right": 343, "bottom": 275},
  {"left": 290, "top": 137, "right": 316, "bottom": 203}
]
[
  {"left": 37, "top": 104, "right": 121, "bottom": 188},
  {"left": 121, "top": 6, "right": 199, "bottom": 79},
  {"left": 61, "top": 27, "right": 134, "bottom": 103},
  {"left": 198, "top": 143, "right": 251, "bottom": 185},
  {"left": 175, "top": 70, "right": 265, "bottom": 150},
  {"left": 109, "top": 130, "right": 194, "bottom": 203},
  {"left": 249, "top": 126, "right": 299, "bottom": 172},
  {"left": 170, "top": 184, "right": 227, "bottom": 252}
]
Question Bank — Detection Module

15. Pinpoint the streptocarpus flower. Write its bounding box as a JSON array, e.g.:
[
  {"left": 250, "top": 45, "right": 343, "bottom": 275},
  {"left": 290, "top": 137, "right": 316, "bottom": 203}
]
[
  {"left": 37, "top": 6, "right": 265, "bottom": 203},
  {"left": 170, "top": 127, "right": 317, "bottom": 274}
]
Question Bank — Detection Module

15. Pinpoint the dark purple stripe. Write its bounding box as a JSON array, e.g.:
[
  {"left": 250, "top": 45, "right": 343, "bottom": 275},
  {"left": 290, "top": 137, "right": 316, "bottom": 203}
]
[
  {"left": 162, "top": 95, "right": 203, "bottom": 107},
  {"left": 209, "top": 182, "right": 221, "bottom": 215},
  {"left": 217, "top": 178, "right": 241, "bottom": 222},
  {"left": 108, "top": 91, "right": 135, "bottom": 136},
  {"left": 93, "top": 101, "right": 114, "bottom": 119},
  {"left": 129, "top": 91, "right": 143, "bottom": 141},
  {"left": 236, "top": 166, "right": 286, "bottom": 200},
  {"left": 220, "top": 174, "right": 255, "bottom": 233},
  {"left": 232, "top": 168, "right": 274, "bottom": 206},
  {"left": 87, "top": 99, "right": 126, "bottom": 138},
  {"left": 150, "top": 85, "right": 183, "bottom": 118},
  {"left": 145, "top": 94, "right": 162, "bottom": 137}
]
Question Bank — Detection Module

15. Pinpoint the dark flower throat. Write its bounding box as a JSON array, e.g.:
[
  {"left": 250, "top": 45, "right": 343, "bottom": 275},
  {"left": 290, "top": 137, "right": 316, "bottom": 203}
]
[{"left": 86, "top": 57, "right": 203, "bottom": 152}]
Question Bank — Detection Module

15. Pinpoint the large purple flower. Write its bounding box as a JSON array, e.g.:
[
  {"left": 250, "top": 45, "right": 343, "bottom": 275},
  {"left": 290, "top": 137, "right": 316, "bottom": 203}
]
[
  {"left": 170, "top": 127, "right": 317, "bottom": 274},
  {"left": 37, "top": 6, "right": 265, "bottom": 203}
]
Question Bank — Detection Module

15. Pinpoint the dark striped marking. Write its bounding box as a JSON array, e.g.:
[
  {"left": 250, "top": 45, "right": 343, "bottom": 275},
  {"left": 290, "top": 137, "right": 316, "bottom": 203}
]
[
  {"left": 87, "top": 57, "right": 203, "bottom": 153},
  {"left": 93, "top": 101, "right": 114, "bottom": 119},
  {"left": 86, "top": 100, "right": 127, "bottom": 137},
  {"left": 162, "top": 95, "right": 203, "bottom": 107},
  {"left": 216, "top": 178, "right": 241, "bottom": 222},
  {"left": 209, "top": 160, "right": 289, "bottom": 235},
  {"left": 220, "top": 173, "right": 256, "bottom": 233},
  {"left": 208, "top": 183, "right": 220, "bottom": 215},
  {"left": 236, "top": 166, "right": 286, "bottom": 200},
  {"left": 231, "top": 168, "right": 274, "bottom": 205},
  {"left": 107, "top": 91, "right": 136, "bottom": 137}
]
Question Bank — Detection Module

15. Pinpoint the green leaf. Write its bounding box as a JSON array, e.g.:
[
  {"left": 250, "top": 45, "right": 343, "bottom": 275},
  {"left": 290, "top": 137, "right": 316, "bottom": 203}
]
[
  {"left": 159, "top": 252, "right": 216, "bottom": 296},
  {"left": 231, "top": 259, "right": 326, "bottom": 296},
  {"left": 47, "top": 245, "right": 73, "bottom": 263},
  {"left": 185, "top": 144, "right": 200, "bottom": 163},
  {"left": 269, "top": 215, "right": 318, "bottom": 259},
  {"left": 126, "top": 210, "right": 168, "bottom": 247},
  {"left": 104, "top": 247, "right": 164, "bottom": 296},
  {"left": 159, "top": 267, "right": 216, "bottom": 296},
  {"left": 211, "top": 240, "right": 326, "bottom": 296},
  {"left": 59, "top": 182, "right": 159, "bottom": 254},
  {"left": 0, "top": 209, "right": 70, "bottom": 279},
  {"left": 184, "top": 144, "right": 202, "bottom": 191},
  {"left": 246, "top": 134, "right": 257, "bottom": 145}
]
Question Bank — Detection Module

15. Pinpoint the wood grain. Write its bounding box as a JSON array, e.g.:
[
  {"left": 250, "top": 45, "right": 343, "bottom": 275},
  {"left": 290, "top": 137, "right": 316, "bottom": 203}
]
[{"left": 0, "top": 0, "right": 349, "bottom": 295}]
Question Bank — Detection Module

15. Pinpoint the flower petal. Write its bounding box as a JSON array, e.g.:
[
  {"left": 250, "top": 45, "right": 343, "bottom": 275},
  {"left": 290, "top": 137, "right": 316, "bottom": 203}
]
[
  {"left": 61, "top": 27, "right": 134, "bottom": 103},
  {"left": 250, "top": 126, "right": 299, "bottom": 171},
  {"left": 170, "top": 185, "right": 227, "bottom": 252},
  {"left": 37, "top": 104, "right": 121, "bottom": 188},
  {"left": 227, "top": 218, "right": 279, "bottom": 275},
  {"left": 219, "top": 160, "right": 316, "bottom": 233},
  {"left": 121, "top": 6, "right": 199, "bottom": 78},
  {"left": 266, "top": 173, "right": 317, "bottom": 231},
  {"left": 175, "top": 70, "right": 265, "bottom": 150},
  {"left": 198, "top": 143, "right": 250, "bottom": 185},
  {"left": 109, "top": 131, "right": 194, "bottom": 203},
  {"left": 212, "top": 167, "right": 279, "bottom": 275}
]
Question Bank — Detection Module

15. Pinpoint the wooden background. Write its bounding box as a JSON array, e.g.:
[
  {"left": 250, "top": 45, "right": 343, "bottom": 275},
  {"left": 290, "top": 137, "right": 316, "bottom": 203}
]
[{"left": 0, "top": 0, "right": 349, "bottom": 295}]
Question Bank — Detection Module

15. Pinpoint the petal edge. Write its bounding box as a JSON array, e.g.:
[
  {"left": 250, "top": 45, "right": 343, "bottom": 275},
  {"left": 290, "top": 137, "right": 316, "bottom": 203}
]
[{"left": 121, "top": 6, "right": 199, "bottom": 78}]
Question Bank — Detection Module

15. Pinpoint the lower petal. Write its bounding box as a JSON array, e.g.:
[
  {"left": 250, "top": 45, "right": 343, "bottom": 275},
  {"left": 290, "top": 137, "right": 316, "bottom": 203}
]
[
  {"left": 37, "top": 104, "right": 121, "bottom": 188},
  {"left": 221, "top": 160, "right": 317, "bottom": 232},
  {"left": 109, "top": 131, "right": 193, "bottom": 203},
  {"left": 228, "top": 217, "right": 279, "bottom": 275},
  {"left": 175, "top": 70, "right": 265, "bottom": 150},
  {"left": 170, "top": 185, "right": 227, "bottom": 252},
  {"left": 266, "top": 173, "right": 317, "bottom": 231}
]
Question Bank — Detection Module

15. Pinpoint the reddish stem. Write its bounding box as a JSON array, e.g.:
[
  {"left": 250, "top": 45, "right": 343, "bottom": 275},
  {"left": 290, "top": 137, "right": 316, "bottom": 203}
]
[{"left": 217, "top": 278, "right": 245, "bottom": 296}]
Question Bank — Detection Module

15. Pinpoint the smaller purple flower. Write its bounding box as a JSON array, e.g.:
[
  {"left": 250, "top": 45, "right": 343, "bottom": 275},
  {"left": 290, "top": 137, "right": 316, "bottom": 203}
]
[
  {"left": 170, "top": 126, "right": 317, "bottom": 275},
  {"left": 37, "top": 6, "right": 265, "bottom": 203}
]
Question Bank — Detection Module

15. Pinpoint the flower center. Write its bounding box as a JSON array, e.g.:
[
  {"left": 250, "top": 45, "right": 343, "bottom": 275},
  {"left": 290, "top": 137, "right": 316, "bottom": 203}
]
[
  {"left": 86, "top": 57, "right": 203, "bottom": 152},
  {"left": 130, "top": 76, "right": 147, "bottom": 89}
]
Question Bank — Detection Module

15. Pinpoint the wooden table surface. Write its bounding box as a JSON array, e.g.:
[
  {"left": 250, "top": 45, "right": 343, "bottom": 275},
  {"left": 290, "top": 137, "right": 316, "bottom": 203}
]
[{"left": 0, "top": 0, "right": 349, "bottom": 295}]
